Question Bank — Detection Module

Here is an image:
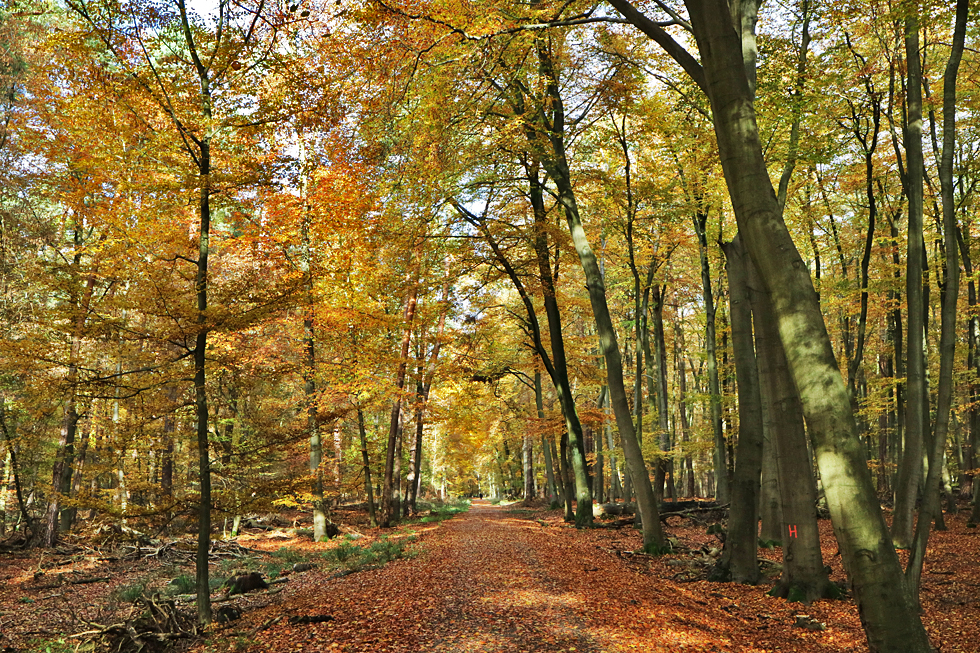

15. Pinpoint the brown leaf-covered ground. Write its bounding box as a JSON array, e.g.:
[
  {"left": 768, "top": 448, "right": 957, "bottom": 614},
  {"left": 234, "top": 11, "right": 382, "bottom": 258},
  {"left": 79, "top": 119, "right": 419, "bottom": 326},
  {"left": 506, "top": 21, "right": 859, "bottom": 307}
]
[{"left": 2, "top": 500, "right": 980, "bottom": 652}]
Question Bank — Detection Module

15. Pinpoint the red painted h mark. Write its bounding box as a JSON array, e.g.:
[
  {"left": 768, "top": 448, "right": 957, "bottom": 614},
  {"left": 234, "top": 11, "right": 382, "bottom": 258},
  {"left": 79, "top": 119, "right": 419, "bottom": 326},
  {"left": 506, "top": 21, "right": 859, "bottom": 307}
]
[{"left": 788, "top": 524, "right": 798, "bottom": 538}]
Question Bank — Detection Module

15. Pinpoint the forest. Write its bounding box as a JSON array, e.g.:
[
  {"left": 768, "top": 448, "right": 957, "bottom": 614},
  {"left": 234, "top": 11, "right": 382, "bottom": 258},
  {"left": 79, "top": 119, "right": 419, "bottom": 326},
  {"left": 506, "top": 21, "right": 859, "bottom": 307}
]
[{"left": 0, "top": 0, "right": 976, "bottom": 651}]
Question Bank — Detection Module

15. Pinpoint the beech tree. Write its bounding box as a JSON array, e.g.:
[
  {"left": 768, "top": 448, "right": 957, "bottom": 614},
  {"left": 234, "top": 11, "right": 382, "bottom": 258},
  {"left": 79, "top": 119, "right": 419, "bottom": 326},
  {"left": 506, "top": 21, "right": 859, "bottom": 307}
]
[{"left": 608, "top": 0, "right": 932, "bottom": 648}]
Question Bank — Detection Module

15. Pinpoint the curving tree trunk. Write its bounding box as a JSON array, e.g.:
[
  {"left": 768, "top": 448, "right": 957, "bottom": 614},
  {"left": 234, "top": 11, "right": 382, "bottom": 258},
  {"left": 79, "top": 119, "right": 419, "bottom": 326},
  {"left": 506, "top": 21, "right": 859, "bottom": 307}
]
[{"left": 530, "top": 36, "right": 660, "bottom": 547}]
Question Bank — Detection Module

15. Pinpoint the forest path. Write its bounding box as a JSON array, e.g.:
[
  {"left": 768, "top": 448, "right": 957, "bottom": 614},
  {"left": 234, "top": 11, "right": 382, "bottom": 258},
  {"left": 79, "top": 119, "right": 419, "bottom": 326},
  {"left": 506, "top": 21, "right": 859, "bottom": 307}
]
[{"left": 254, "top": 501, "right": 703, "bottom": 653}]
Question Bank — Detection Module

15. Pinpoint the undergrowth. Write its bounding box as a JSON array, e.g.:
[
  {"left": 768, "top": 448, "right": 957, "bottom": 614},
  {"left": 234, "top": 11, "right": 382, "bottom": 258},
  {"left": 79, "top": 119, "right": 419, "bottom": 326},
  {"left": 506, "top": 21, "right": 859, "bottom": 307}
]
[{"left": 324, "top": 535, "right": 418, "bottom": 572}]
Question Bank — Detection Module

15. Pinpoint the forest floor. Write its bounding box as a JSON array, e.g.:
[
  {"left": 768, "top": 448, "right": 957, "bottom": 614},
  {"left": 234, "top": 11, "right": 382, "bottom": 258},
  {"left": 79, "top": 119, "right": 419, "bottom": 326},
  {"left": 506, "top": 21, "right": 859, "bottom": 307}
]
[{"left": 1, "top": 500, "right": 979, "bottom": 652}]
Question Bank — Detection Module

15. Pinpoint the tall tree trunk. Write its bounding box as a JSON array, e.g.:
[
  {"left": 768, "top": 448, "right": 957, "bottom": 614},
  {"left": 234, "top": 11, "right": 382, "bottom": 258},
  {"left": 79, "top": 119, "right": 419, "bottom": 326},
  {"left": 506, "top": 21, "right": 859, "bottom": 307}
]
[
  {"left": 600, "top": 379, "right": 622, "bottom": 502},
  {"left": 758, "top": 425, "right": 782, "bottom": 542},
  {"left": 713, "top": 235, "right": 763, "bottom": 585},
  {"left": 750, "top": 249, "right": 834, "bottom": 601},
  {"left": 41, "top": 224, "right": 100, "bottom": 547},
  {"left": 535, "top": 370, "right": 559, "bottom": 505},
  {"left": 407, "top": 279, "right": 449, "bottom": 516},
  {"left": 693, "top": 205, "right": 728, "bottom": 502},
  {"left": 357, "top": 408, "right": 378, "bottom": 528},
  {"left": 523, "top": 431, "right": 534, "bottom": 500},
  {"left": 406, "top": 360, "right": 425, "bottom": 518},
  {"left": 532, "top": 37, "right": 661, "bottom": 548},
  {"left": 892, "top": 6, "right": 927, "bottom": 551},
  {"left": 887, "top": 211, "right": 906, "bottom": 494},
  {"left": 161, "top": 386, "right": 178, "bottom": 502},
  {"left": 558, "top": 430, "right": 574, "bottom": 520},
  {"left": 452, "top": 165, "right": 593, "bottom": 523},
  {"left": 298, "top": 126, "right": 328, "bottom": 541},
  {"left": 63, "top": 416, "right": 91, "bottom": 533},
  {"left": 960, "top": 227, "right": 980, "bottom": 515},
  {"left": 381, "top": 278, "right": 418, "bottom": 527},
  {"left": 192, "top": 136, "right": 213, "bottom": 626},
  {"left": 528, "top": 163, "right": 592, "bottom": 526},
  {"left": 607, "top": 1, "right": 932, "bottom": 647},
  {"left": 0, "top": 400, "right": 31, "bottom": 536},
  {"left": 393, "top": 412, "right": 404, "bottom": 516},
  {"left": 674, "top": 326, "right": 696, "bottom": 499},
  {"left": 906, "top": 0, "right": 968, "bottom": 603},
  {"left": 549, "top": 432, "right": 565, "bottom": 508},
  {"left": 594, "top": 398, "right": 604, "bottom": 504},
  {"left": 648, "top": 284, "right": 672, "bottom": 503}
]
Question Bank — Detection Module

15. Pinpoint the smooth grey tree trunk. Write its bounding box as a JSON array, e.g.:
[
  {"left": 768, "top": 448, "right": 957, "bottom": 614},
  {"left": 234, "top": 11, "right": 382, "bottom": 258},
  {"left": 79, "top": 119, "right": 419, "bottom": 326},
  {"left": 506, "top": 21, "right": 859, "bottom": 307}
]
[
  {"left": 528, "top": 164, "right": 593, "bottom": 526},
  {"left": 758, "top": 426, "right": 781, "bottom": 543},
  {"left": 506, "top": 37, "right": 660, "bottom": 540}
]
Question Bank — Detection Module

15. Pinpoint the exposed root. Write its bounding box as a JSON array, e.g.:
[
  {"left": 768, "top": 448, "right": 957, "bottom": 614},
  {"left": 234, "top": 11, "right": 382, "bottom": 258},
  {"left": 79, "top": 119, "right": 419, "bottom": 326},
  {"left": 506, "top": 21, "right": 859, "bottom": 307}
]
[{"left": 68, "top": 594, "right": 197, "bottom": 653}]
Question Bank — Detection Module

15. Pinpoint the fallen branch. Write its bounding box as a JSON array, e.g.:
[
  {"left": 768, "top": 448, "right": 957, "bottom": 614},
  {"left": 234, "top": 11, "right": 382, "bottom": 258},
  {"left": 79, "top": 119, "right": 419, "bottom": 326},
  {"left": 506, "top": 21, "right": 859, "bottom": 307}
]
[
  {"left": 67, "top": 595, "right": 197, "bottom": 652},
  {"left": 32, "top": 575, "right": 111, "bottom": 590},
  {"left": 249, "top": 615, "right": 281, "bottom": 637}
]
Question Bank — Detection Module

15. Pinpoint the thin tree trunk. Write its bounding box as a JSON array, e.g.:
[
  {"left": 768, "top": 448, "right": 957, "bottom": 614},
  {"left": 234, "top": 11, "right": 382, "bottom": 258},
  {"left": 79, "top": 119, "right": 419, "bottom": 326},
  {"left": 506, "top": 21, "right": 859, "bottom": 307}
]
[
  {"left": 297, "top": 126, "right": 328, "bottom": 541},
  {"left": 42, "top": 224, "right": 100, "bottom": 547},
  {"left": 357, "top": 408, "right": 378, "bottom": 528},
  {"left": 960, "top": 226, "right": 980, "bottom": 514},
  {"left": 673, "top": 322, "right": 694, "bottom": 499},
  {"left": 892, "top": 6, "right": 927, "bottom": 551},
  {"left": 605, "top": 397, "right": 622, "bottom": 502},
  {"left": 532, "top": 37, "right": 661, "bottom": 548},
  {"left": 0, "top": 400, "right": 31, "bottom": 536},
  {"left": 407, "top": 275, "right": 450, "bottom": 517},
  {"left": 528, "top": 161, "right": 592, "bottom": 526},
  {"left": 406, "top": 358, "right": 425, "bottom": 518},
  {"left": 693, "top": 204, "right": 728, "bottom": 502},
  {"left": 381, "top": 278, "right": 418, "bottom": 527},
  {"left": 549, "top": 433, "right": 565, "bottom": 507},
  {"left": 535, "top": 370, "right": 559, "bottom": 505},
  {"left": 192, "top": 136, "right": 213, "bottom": 626},
  {"left": 648, "top": 284, "right": 672, "bottom": 503},
  {"left": 906, "top": 0, "right": 968, "bottom": 603},
  {"left": 558, "top": 430, "right": 574, "bottom": 520}
]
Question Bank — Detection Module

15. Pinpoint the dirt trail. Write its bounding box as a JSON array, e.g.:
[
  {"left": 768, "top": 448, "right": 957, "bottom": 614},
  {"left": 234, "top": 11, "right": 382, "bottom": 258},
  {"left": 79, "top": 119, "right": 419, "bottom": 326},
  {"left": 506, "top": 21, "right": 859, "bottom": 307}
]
[
  {"left": 255, "top": 502, "right": 743, "bottom": 653},
  {"left": 262, "top": 503, "right": 600, "bottom": 652}
]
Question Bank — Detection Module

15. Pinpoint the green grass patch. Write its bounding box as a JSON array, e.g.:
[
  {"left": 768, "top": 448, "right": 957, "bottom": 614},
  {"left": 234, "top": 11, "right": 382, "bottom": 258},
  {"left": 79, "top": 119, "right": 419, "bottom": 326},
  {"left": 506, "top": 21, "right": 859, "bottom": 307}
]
[
  {"left": 111, "top": 581, "right": 147, "bottom": 603},
  {"left": 26, "top": 638, "right": 74, "bottom": 653},
  {"left": 270, "top": 546, "right": 309, "bottom": 564},
  {"left": 323, "top": 535, "right": 418, "bottom": 573},
  {"left": 414, "top": 499, "right": 470, "bottom": 523},
  {"left": 165, "top": 573, "right": 196, "bottom": 596}
]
